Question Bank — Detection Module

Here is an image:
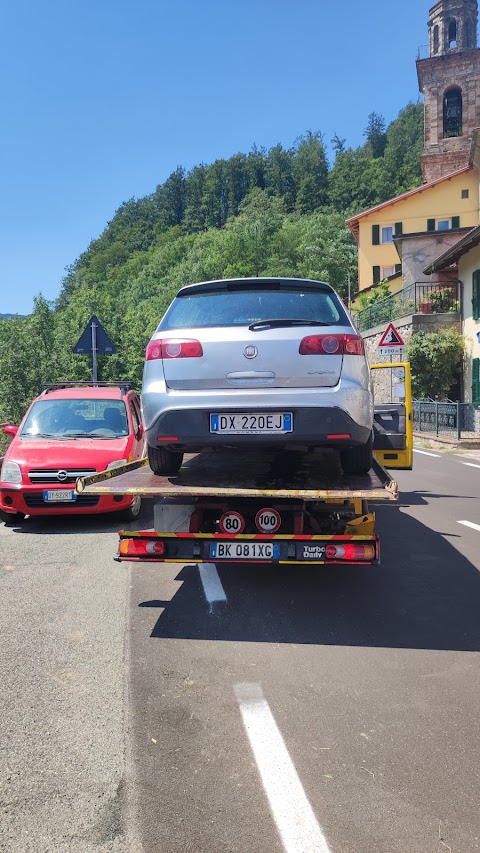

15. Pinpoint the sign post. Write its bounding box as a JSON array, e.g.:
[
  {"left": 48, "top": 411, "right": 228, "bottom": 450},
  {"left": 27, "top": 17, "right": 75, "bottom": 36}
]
[
  {"left": 377, "top": 323, "right": 405, "bottom": 400},
  {"left": 73, "top": 315, "right": 116, "bottom": 382}
]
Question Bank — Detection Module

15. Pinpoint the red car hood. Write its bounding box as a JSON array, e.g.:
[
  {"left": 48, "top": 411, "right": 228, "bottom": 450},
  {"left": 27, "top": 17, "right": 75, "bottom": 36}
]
[{"left": 6, "top": 437, "right": 130, "bottom": 472}]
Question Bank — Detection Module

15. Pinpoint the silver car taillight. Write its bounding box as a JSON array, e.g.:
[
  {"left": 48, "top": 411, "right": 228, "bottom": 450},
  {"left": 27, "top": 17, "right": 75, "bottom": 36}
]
[
  {"left": 146, "top": 339, "right": 204, "bottom": 360},
  {"left": 299, "top": 333, "right": 365, "bottom": 355}
]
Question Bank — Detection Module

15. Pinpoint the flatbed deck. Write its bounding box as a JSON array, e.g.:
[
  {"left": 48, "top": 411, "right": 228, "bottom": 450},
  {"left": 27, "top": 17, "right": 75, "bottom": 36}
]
[{"left": 77, "top": 449, "right": 398, "bottom": 501}]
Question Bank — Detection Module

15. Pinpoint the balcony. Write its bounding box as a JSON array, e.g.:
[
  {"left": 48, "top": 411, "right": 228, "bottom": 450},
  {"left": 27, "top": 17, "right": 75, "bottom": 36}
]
[{"left": 354, "top": 282, "right": 460, "bottom": 333}]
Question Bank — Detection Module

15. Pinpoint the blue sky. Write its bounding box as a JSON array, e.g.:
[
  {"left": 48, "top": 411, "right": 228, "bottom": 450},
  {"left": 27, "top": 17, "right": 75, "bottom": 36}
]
[{"left": 1, "top": 0, "right": 429, "bottom": 315}]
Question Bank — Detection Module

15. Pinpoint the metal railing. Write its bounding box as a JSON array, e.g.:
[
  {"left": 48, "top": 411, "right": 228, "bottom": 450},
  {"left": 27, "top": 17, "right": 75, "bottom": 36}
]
[
  {"left": 354, "top": 281, "right": 460, "bottom": 332},
  {"left": 417, "top": 45, "right": 430, "bottom": 60},
  {"left": 413, "top": 400, "right": 480, "bottom": 439}
]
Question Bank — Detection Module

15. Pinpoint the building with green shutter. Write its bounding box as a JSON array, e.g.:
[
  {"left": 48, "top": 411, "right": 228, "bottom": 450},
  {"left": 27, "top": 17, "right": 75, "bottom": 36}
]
[{"left": 347, "top": 161, "right": 478, "bottom": 295}]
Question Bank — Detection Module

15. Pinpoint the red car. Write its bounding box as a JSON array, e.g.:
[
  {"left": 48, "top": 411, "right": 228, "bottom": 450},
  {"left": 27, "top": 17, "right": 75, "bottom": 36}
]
[{"left": 0, "top": 382, "right": 145, "bottom": 523}]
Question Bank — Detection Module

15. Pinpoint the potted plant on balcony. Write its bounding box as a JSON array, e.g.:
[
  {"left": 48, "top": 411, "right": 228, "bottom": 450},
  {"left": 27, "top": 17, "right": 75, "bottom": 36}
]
[{"left": 430, "top": 288, "right": 454, "bottom": 312}]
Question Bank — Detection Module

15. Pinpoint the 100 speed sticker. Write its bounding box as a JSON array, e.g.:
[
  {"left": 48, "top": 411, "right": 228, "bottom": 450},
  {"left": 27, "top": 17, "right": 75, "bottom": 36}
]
[{"left": 255, "top": 508, "right": 281, "bottom": 533}]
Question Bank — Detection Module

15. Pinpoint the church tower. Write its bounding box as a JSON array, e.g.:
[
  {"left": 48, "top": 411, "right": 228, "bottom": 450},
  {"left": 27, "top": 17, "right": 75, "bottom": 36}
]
[{"left": 417, "top": 0, "right": 480, "bottom": 182}]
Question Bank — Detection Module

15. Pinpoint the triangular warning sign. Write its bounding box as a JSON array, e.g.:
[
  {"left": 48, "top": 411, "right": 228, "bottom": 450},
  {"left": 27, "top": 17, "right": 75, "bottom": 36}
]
[
  {"left": 73, "top": 315, "right": 117, "bottom": 354},
  {"left": 378, "top": 323, "right": 404, "bottom": 347}
]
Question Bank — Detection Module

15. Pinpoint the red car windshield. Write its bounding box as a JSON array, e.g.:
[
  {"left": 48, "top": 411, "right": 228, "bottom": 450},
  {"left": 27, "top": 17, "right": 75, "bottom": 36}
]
[{"left": 20, "top": 399, "right": 128, "bottom": 439}]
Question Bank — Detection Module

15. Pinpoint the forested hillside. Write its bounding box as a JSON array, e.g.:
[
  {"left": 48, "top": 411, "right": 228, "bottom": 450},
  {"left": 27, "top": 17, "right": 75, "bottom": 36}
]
[{"left": 0, "top": 103, "right": 423, "bottom": 423}]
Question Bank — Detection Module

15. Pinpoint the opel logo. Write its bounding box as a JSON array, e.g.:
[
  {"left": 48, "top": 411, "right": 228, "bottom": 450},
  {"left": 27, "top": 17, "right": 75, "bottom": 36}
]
[
  {"left": 244, "top": 345, "right": 258, "bottom": 359},
  {"left": 57, "top": 470, "right": 68, "bottom": 482}
]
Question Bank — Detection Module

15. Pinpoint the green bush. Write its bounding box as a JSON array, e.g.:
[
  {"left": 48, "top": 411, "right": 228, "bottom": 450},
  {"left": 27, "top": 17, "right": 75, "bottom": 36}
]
[{"left": 407, "top": 328, "right": 465, "bottom": 399}]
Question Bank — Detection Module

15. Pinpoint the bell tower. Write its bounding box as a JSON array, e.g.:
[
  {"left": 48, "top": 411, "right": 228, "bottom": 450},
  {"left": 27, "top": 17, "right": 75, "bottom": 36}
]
[{"left": 417, "top": 0, "right": 480, "bottom": 182}]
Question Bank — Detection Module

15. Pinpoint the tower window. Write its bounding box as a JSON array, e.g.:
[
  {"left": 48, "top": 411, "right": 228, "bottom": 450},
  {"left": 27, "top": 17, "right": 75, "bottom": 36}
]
[
  {"left": 448, "top": 19, "right": 457, "bottom": 48},
  {"left": 433, "top": 24, "right": 439, "bottom": 53},
  {"left": 443, "top": 87, "right": 463, "bottom": 137},
  {"left": 465, "top": 20, "right": 472, "bottom": 48}
]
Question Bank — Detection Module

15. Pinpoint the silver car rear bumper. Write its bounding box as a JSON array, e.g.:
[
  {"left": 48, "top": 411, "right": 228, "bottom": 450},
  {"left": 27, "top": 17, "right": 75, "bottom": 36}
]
[{"left": 143, "top": 383, "right": 373, "bottom": 451}]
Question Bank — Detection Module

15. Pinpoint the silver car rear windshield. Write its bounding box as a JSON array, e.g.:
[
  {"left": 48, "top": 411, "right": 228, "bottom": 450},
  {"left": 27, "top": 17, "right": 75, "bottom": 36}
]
[{"left": 159, "top": 288, "right": 347, "bottom": 330}]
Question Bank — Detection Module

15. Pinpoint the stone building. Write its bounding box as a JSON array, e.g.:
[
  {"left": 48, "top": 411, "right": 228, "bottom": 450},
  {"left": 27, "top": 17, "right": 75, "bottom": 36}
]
[{"left": 417, "top": 0, "right": 480, "bottom": 182}]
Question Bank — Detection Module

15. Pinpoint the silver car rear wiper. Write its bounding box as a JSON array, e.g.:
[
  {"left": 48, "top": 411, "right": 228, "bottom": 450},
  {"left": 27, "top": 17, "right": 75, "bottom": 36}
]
[{"left": 248, "top": 319, "right": 331, "bottom": 331}]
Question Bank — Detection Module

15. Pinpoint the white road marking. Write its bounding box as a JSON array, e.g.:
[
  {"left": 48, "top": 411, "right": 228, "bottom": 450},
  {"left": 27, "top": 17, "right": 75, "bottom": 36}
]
[
  {"left": 462, "top": 462, "right": 480, "bottom": 469},
  {"left": 457, "top": 520, "right": 480, "bottom": 533},
  {"left": 234, "top": 682, "right": 331, "bottom": 853},
  {"left": 413, "top": 449, "right": 441, "bottom": 457},
  {"left": 198, "top": 563, "right": 227, "bottom": 604}
]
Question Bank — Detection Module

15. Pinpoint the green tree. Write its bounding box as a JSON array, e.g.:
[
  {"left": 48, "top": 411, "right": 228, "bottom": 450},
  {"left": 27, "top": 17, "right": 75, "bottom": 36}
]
[
  {"left": 293, "top": 131, "right": 329, "bottom": 214},
  {"left": 364, "top": 112, "right": 387, "bottom": 158},
  {"left": 297, "top": 212, "right": 358, "bottom": 301},
  {"left": 406, "top": 329, "right": 465, "bottom": 399},
  {"left": 382, "top": 102, "right": 424, "bottom": 193},
  {"left": 155, "top": 167, "right": 187, "bottom": 229},
  {"left": 264, "top": 144, "right": 296, "bottom": 211},
  {"left": 0, "top": 296, "right": 60, "bottom": 423},
  {"left": 183, "top": 165, "right": 208, "bottom": 233},
  {"left": 222, "top": 189, "right": 286, "bottom": 277}
]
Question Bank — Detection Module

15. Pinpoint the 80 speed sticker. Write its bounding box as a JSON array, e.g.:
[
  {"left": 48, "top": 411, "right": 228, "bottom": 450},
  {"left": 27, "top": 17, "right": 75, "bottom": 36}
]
[{"left": 219, "top": 511, "right": 245, "bottom": 534}]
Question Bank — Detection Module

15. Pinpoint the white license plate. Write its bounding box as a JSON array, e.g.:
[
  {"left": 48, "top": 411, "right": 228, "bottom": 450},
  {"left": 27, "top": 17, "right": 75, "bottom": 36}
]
[
  {"left": 209, "top": 542, "right": 280, "bottom": 560},
  {"left": 43, "top": 489, "right": 77, "bottom": 502},
  {"left": 210, "top": 412, "right": 293, "bottom": 434}
]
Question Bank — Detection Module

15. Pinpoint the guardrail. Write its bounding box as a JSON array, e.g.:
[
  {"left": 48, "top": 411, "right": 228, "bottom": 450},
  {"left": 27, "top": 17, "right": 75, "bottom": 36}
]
[{"left": 413, "top": 400, "right": 480, "bottom": 439}]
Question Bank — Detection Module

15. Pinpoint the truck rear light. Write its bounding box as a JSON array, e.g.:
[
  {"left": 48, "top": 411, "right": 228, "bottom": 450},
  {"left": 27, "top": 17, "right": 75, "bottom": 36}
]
[
  {"left": 325, "top": 543, "right": 376, "bottom": 561},
  {"left": 146, "top": 541, "right": 166, "bottom": 555},
  {"left": 146, "top": 339, "right": 203, "bottom": 360},
  {"left": 299, "top": 334, "right": 364, "bottom": 355},
  {"left": 118, "top": 538, "right": 165, "bottom": 557}
]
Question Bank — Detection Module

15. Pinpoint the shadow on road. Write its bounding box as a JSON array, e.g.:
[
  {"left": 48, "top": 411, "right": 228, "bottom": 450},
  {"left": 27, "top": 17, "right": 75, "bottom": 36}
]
[
  {"left": 139, "top": 497, "right": 480, "bottom": 652},
  {"left": 2, "top": 499, "right": 155, "bottom": 535}
]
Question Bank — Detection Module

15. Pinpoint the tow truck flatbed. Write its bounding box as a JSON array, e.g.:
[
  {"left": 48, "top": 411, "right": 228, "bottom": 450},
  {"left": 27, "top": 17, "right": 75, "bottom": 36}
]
[
  {"left": 77, "top": 448, "right": 398, "bottom": 501},
  {"left": 76, "top": 449, "right": 397, "bottom": 566}
]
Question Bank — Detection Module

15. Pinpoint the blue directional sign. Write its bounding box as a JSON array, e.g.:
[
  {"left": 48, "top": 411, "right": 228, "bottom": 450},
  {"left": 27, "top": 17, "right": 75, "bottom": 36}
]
[{"left": 73, "top": 316, "right": 116, "bottom": 355}]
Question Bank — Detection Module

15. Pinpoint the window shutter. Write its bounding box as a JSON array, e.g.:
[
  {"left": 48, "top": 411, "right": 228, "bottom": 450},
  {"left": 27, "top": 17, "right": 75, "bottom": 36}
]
[
  {"left": 373, "top": 266, "right": 381, "bottom": 284},
  {"left": 473, "top": 270, "right": 480, "bottom": 321},
  {"left": 472, "top": 358, "right": 480, "bottom": 404},
  {"left": 395, "top": 263, "right": 402, "bottom": 274},
  {"left": 452, "top": 216, "right": 460, "bottom": 229},
  {"left": 394, "top": 222, "right": 403, "bottom": 236},
  {"left": 427, "top": 218, "right": 436, "bottom": 232},
  {"left": 372, "top": 225, "right": 380, "bottom": 245}
]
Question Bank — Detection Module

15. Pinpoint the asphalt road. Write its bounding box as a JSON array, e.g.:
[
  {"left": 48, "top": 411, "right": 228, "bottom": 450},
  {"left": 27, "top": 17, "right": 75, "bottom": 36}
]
[{"left": 1, "top": 449, "right": 480, "bottom": 853}]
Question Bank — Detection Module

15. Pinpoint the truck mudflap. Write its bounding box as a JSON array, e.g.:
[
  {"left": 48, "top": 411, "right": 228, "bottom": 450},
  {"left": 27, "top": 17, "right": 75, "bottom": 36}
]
[{"left": 116, "top": 530, "right": 380, "bottom": 566}]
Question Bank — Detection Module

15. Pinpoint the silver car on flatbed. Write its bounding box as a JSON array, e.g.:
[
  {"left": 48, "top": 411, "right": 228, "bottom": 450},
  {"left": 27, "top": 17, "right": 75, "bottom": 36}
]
[{"left": 142, "top": 277, "right": 374, "bottom": 475}]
